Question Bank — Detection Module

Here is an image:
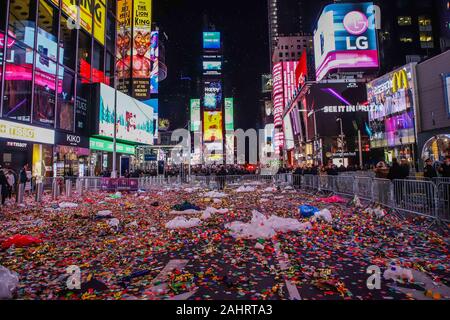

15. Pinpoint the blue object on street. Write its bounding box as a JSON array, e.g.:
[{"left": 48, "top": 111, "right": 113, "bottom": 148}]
[{"left": 299, "top": 205, "right": 320, "bottom": 218}]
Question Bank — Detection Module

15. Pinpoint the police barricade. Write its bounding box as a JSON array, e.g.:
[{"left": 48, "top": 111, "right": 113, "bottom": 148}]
[
  {"left": 334, "top": 175, "right": 354, "bottom": 197},
  {"left": 354, "top": 176, "right": 373, "bottom": 201},
  {"left": 302, "top": 175, "right": 318, "bottom": 191},
  {"left": 433, "top": 177, "right": 450, "bottom": 185},
  {"left": 292, "top": 175, "right": 302, "bottom": 189},
  {"left": 392, "top": 179, "right": 437, "bottom": 219},
  {"left": 372, "top": 178, "right": 394, "bottom": 208},
  {"left": 436, "top": 183, "right": 450, "bottom": 222},
  {"left": 318, "top": 175, "right": 334, "bottom": 193}
]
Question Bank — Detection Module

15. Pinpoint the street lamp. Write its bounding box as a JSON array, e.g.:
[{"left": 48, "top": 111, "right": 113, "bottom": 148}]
[{"left": 336, "top": 118, "right": 345, "bottom": 166}]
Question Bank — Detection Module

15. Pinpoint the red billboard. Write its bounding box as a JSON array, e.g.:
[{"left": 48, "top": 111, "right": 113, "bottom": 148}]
[{"left": 295, "top": 50, "right": 308, "bottom": 88}]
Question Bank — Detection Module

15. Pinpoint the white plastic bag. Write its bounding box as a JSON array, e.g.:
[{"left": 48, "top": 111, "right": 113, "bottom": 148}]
[
  {"left": 165, "top": 217, "right": 202, "bottom": 229},
  {"left": 59, "top": 202, "right": 78, "bottom": 209},
  {"left": 0, "top": 266, "right": 19, "bottom": 299}
]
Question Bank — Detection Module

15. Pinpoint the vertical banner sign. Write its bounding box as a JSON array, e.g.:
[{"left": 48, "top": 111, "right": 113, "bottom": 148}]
[
  {"left": 94, "top": 0, "right": 106, "bottom": 45},
  {"left": 150, "top": 31, "right": 159, "bottom": 94},
  {"left": 190, "top": 99, "right": 201, "bottom": 132},
  {"left": 272, "top": 62, "right": 284, "bottom": 128},
  {"left": 116, "top": 0, "right": 133, "bottom": 93},
  {"left": 224, "top": 98, "right": 234, "bottom": 131},
  {"left": 132, "top": 0, "right": 152, "bottom": 100}
]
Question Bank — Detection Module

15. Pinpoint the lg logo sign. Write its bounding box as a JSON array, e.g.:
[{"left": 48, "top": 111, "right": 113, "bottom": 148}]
[{"left": 343, "top": 5, "right": 381, "bottom": 51}]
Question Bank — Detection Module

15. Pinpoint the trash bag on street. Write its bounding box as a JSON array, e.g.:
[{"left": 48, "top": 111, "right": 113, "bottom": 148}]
[
  {"left": 299, "top": 205, "right": 320, "bottom": 218},
  {"left": 1, "top": 235, "right": 43, "bottom": 250},
  {"left": 0, "top": 266, "right": 19, "bottom": 299}
]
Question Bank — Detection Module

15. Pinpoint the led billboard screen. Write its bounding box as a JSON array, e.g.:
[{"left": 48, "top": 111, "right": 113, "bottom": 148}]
[
  {"left": 225, "top": 98, "right": 234, "bottom": 131},
  {"left": 314, "top": 2, "right": 379, "bottom": 81},
  {"left": 203, "top": 111, "right": 223, "bottom": 143},
  {"left": 190, "top": 99, "right": 201, "bottom": 132},
  {"left": 283, "top": 114, "right": 295, "bottom": 150},
  {"left": 98, "top": 83, "right": 154, "bottom": 145},
  {"left": 367, "top": 63, "right": 417, "bottom": 121},
  {"left": 204, "top": 81, "right": 222, "bottom": 110},
  {"left": 203, "top": 32, "right": 221, "bottom": 49}
]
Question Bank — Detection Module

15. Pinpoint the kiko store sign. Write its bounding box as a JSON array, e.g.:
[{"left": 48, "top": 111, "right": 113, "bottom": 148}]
[{"left": 55, "top": 132, "right": 89, "bottom": 148}]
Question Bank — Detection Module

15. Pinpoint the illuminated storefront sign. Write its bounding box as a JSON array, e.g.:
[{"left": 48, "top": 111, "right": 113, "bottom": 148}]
[
  {"left": 314, "top": 2, "right": 379, "bottom": 81},
  {"left": 367, "top": 63, "right": 417, "bottom": 121},
  {"left": 0, "top": 119, "right": 55, "bottom": 144},
  {"left": 90, "top": 138, "right": 135, "bottom": 154}
]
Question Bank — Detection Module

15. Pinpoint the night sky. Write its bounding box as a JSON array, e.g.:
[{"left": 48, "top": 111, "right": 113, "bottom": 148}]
[{"left": 154, "top": 0, "right": 270, "bottom": 130}]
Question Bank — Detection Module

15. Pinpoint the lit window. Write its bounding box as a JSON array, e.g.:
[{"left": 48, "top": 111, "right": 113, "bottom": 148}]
[
  {"left": 400, "top": 37, "right": 413, "bottom": 43},
  {"left": 398, "top": 16, "right": 412, "bottom": 26}
]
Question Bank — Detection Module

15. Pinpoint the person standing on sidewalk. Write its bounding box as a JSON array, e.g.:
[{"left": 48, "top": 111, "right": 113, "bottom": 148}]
[
  {"left": 423, "top": 159, "right": 438, "bottom": 179},
  {"left": 6, "top": 170, "right": 15, "bottom": 200},
  {"left": 0, "top": 171, "right": 8, "bottom": 206}
]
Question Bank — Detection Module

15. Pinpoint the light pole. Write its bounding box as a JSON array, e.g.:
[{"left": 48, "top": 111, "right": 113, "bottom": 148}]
[{"left": 336, "top": 118, "right": 345, "bottom": 167}]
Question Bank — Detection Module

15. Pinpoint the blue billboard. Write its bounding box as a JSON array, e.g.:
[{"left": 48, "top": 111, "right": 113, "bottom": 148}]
[{"left": 203, "top": 32, "right": 221, "bottom": 49}]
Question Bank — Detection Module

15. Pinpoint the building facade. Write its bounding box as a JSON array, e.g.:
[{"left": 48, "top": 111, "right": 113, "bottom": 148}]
[{"left": 0, "top": 0, "right": 159, "bottom": 177}]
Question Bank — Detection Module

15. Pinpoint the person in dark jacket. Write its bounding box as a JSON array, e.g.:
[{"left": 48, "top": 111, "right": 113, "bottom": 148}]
[
  {"left": 216, "top": 166, "right": 227, "bottom": 190},
  {"left": 0, "top": 171, "right": 9, "bottom": 205},
  {"left": 399, "top": 158, "right": 410, "bottom": 179},
  {"left": 438, "top": 156, "right": 450, "bottom": 177},
  {"left": 388, "top": 158, "right": 404, "bottom": 205},
  {"left": 423, "top": 159, "right": 438, "bottom": 179}
]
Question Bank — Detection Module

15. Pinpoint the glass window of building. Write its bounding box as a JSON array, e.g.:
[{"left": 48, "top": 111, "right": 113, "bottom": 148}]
[
  {"left": 420, "top": 31, "right": 434, "bottom": 48},
  {"left": 33, "top": 50, "right": 57, "bottom": 126},
  {"left": 57, "top": 66, "right": 75, "bottom": 132},
  {"left": 418, "top": 16, "right": 432, "bottom": 32},
  {"left": 78, "top": 30, "right": 92, "bottom": 79},
  {"left": 8, "top": 0, "right": 37, "bottom": 47},
  {"left": 105, "top": 50, "right": 114, "bottom": 86},
  {"left": 92, "top": 41, "right": 105, "bottom": 83},
  {"left": 3, "top": 41, "right": 33, "bottom": 122},
  {"left": 106, "top": 12, "right": 115, "bottom": 54},
  {"left": 76, "top": 77, "right": 91, "bottom": 134},
  {"left": 397, "top": 16, "right": 412, "bottom": 26},
  {"left": 0, "top": 2, "right": 6, "bottom": 31},
  {"left": 58, "top": 14, "right": 77, "bottom": 70}
]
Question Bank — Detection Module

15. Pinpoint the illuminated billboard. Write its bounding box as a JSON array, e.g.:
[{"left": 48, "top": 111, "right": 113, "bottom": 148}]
[
  {"left": 203, "top": 111, "right": 223, "bottom": 142},
  {"left": 98, "top": 83, "right": 154, "bottom": 145},
  {"left": 203, "top": 60, "right": 222, "bottom": 76},
  {"left": 225, "top": 98, "right": 234, "bottom": 131},
  {"left": 367, "top": 63, "right": 417, "bottom": 121},
  {"left": 116, "top": 0, "right": 132, "bottom": 86},
  {"left": 203, "top": 32, "right": 221, "bottom": 50},
  {"left": 272, "top": 62, "right": 284, "bottom": 128},
  {"left": 283, "top": 114, "right": 295, "bottom": 150},
  {"left": 150, "top": 31, "right": 159, "bottom": 94},
  {"left": 190, "top": 99, "right": 201, "bottom": 132},
  {"left": 131, "top": 0, "right": 152, "bottom": 100},
  {"left": 314, "top": 2, "right": 379, "bottom": 81},
  {"left": 204, "top": 81, "right": 222, "bottom": 110},
  {"left": 62, "top": 0, "right": 105, "bottom": 45}
]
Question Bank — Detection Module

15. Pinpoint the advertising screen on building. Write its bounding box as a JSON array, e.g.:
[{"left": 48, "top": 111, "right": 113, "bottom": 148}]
[
  {"left": 116, "top": 0, "right": 132, "bottom": 88},
  {"left": 203, "top": 61, "right": 222, "bottom": 76},
  {"left": 203, "top": 32, "right": 221, "bottom": 50},
  {"left": 295, "top": 50, "right": 308, "bottom": 88},
  {"left": 305, "top": 82, "right": 369, "bottom": 137},
  {"left": 367, "top": 63, "right": 417, "bottom": 121},
  {"left": 0, "top": 119, "right": 55, "bottom": 144},
  {"left": 150, "top": 31, "right": 159, "bottom": 94},
  {"left": 225, "top": 98, "right": 234, "bottom": 131},
  {"left": 98, "top": 83, "right": 154, "bottom": 145},
  {"left": 131, "top": 0, "right": 153, "bottom": 100},
  {"left": 262, "top": 74, "right": 273, "bottom": 93},
  {"left": 283, "top": 114, "right": 295, "bottom": 150},
  {"left": 61, "top": 0, "right": 105, "bottom": 45},
  {"left": 203, "top": 111, "right": 223, "bottom": 143},
  {"left": 314, "top": 2, "right": 379, "bottom": 81},
  {"left": 143, "top": 98, "right": 159, "bottom": 138},
  {"left": 272, "top": 62, "right": 284, "bottom": 128},
  {"left": 283, "top": 61, "right": 298, "bottom": 105},
  {"left": 443, "top": 73, "right": 450, "bottom": 116},
  {"left": 190, "top": 99, "right": 201, "bottom": 132},
  {"left": 204, "top": 81, "right": 222, "bottom": 110}
]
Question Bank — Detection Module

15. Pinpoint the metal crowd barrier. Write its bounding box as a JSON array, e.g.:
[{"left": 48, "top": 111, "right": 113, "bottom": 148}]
[{"left": 437, "top": 183, "right": 450, "bottom": 222}]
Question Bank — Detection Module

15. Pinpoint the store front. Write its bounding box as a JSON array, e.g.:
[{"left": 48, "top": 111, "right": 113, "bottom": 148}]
[
  {"left": 54, "top": 132, "right": 90, "bottom": 177},
  {"left": 89, "top": 138, "right": 136, "bottom": 176},
  {"left": 421, "top": 134, "right": 450, "bottom": 163},
  {"left": 0, "top": 119, "right": 55, "bottom": 177}
]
